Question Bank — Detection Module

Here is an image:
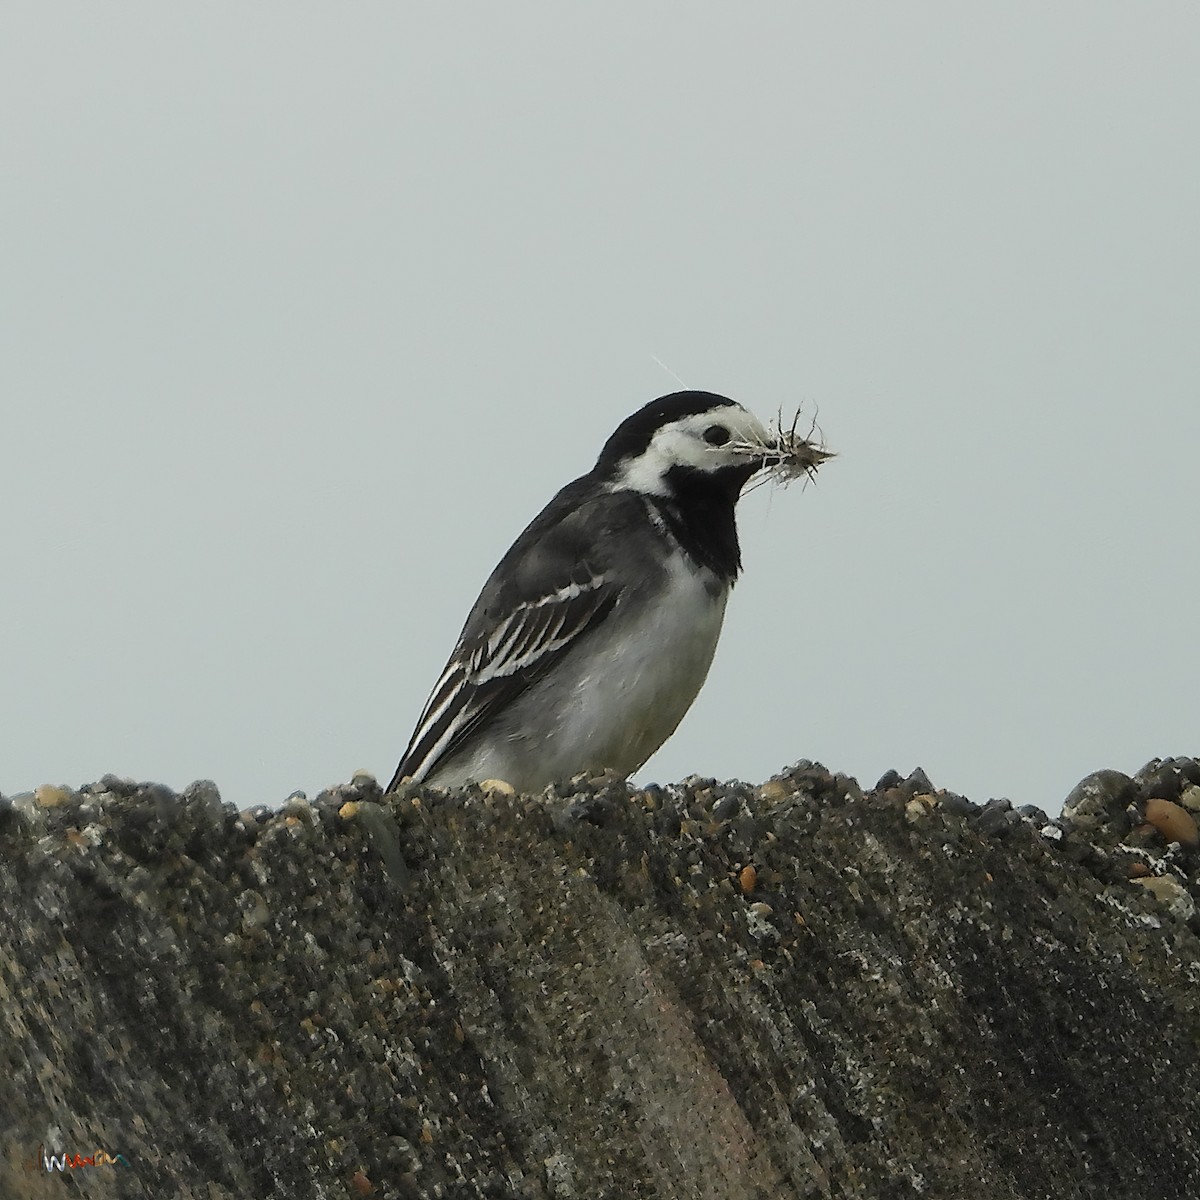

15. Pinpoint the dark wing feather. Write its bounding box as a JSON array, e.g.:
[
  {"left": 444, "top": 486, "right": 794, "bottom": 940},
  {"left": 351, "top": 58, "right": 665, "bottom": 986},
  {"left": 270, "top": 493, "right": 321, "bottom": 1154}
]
[
  {"left": 386, "top": 483, "right": 657, "bottom": 793},
  {"left": 387, "top": 566, "right": 617, "bottom": 790}
]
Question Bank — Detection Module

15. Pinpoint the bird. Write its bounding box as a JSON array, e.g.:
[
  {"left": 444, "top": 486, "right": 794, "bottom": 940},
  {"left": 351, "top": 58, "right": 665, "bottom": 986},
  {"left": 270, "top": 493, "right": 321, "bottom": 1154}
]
[{"left": 386, "top": 390, "right": 830, "bottom": 795}]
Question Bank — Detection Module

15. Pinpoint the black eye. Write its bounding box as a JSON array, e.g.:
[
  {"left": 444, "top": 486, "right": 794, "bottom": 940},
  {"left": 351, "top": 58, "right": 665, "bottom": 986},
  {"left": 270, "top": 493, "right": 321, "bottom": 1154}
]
[{"left": 704, "top": 424, "right": 731, "bottom": 446}]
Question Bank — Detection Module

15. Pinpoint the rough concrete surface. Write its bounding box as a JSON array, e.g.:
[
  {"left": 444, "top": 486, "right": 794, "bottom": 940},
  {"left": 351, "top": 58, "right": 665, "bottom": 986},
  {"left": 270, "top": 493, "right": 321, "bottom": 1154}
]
[{"left": 3, "top": 758, "right": 1200, "bottom": 1199}]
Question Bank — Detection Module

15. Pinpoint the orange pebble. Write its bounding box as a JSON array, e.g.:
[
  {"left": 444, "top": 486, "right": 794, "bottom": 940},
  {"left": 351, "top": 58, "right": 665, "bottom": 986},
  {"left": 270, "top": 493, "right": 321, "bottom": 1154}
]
[
  {"left": 1144, "top": 798, "right": 1200, "bottom": 848},
  {"left": 738, "top": 864, "right": 757, "bottom": 894}
]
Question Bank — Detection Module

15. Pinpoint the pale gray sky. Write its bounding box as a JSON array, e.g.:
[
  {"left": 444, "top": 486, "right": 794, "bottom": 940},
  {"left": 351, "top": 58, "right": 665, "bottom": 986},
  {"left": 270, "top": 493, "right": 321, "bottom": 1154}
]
[{"left": 3, "top": 5, "right": 1198, "bottom": 814}]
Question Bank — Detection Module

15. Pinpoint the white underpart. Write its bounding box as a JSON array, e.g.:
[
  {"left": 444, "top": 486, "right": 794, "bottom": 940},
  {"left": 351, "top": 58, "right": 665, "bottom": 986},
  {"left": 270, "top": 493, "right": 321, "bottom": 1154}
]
[
  {"left": 427, "top": 551, "right": 729, "bottom": 791},
  {"left": 608, "top": 404, "right": 774, "bottom": 497}
]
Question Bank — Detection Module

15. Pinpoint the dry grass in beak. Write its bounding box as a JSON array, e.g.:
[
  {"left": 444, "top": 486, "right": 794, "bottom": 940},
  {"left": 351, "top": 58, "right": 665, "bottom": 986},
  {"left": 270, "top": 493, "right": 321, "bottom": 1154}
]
[{"left": 734, "top": 406, "right": 835, "bottom": 494}]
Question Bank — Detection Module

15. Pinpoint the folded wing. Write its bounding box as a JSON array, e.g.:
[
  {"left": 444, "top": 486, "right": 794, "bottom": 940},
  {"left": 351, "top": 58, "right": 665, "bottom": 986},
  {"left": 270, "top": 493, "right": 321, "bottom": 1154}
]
[{"left": 388, "top": 567, "right": 618, "bottom": 790}]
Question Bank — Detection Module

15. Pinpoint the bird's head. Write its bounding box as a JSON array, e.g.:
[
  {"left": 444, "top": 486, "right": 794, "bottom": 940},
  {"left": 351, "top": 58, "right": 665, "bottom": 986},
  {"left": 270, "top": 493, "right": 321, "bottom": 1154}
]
[{"left": 597, "top": 390, "right": 832, "bottom": 501}]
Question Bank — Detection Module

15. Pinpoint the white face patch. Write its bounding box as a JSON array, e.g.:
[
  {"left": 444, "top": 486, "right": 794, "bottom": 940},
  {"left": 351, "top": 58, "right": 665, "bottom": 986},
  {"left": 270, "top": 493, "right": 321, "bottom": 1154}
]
[{"left": 608, "top": 404, "right": 774, "bottom": 497}]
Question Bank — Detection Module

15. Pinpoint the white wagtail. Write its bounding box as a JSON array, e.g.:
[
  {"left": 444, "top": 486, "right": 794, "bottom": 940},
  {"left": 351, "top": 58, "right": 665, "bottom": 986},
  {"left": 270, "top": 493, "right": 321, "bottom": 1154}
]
[{"left": 386, "top": 390, "right": 831, "bottom": 795}]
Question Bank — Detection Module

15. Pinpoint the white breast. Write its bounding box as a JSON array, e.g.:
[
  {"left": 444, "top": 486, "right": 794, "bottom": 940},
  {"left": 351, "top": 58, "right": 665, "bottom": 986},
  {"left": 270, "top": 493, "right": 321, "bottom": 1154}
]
[{"left": 558, "top": 553, "right": 729, "bottom": 777}]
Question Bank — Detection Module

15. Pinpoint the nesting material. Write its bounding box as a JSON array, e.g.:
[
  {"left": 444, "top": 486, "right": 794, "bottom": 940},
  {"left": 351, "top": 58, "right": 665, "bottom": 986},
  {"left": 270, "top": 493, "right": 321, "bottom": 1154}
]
[{"left": 735, "top": 407, "right": 835, "bottom": 493}]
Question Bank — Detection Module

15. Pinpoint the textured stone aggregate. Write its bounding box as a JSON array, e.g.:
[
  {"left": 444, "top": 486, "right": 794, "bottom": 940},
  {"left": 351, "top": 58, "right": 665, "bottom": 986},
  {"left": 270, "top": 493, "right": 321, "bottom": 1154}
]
[{"left": 3, "top": 759, "right": 1200, "bottom": 1198}]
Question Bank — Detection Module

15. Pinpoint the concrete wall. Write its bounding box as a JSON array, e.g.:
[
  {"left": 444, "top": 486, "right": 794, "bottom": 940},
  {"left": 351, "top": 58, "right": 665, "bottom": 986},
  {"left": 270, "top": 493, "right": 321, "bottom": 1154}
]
[{"left": 3, "top": 760, "right": 1199, "bottom": 1198}]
